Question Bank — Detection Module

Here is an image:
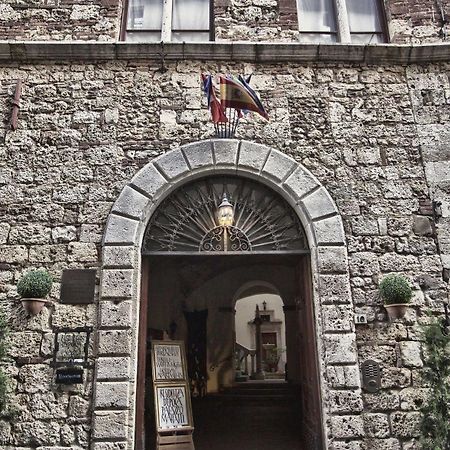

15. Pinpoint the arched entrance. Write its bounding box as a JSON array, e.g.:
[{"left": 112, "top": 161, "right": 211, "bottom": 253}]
[{"left": 95, "top": 140, "right": 361, "bottom": 450}]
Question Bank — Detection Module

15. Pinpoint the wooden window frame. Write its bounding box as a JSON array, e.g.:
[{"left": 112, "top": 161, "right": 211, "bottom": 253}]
[{"left": 120, "top": 0, "right": 215, "bottom": 41}]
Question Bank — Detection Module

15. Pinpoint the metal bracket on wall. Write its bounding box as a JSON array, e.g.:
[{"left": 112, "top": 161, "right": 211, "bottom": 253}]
[{"left": 51, "top": 326, "right": 93, "bottom": 369}]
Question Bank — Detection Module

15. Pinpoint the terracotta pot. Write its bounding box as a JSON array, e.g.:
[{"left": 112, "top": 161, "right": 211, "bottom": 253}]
[
  {"left": 21, "top": 298, "right": 51, "bottom": 316},
  {"left": 384, "top": 303, "right": 408, "bottom": 320}
]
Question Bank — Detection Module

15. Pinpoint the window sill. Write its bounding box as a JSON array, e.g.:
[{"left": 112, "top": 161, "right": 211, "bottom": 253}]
[{"left": 2, "top": 41, "right": 450, "bottom": 64}]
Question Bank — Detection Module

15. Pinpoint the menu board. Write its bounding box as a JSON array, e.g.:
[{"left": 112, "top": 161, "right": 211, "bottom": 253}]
[
  {"left": 152, "top": 342, "right": 186, "bottom": 381},
  {"left": 151, "top": 341, "right": 193, "bottom": 433},
  {"left": 154, "top": 383, "right": 192, "bottom": 431}
]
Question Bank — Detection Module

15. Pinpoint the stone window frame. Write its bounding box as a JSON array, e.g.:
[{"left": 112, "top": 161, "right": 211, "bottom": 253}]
[
  {"left": 120, "top": 0, "right": 215, "bottom": 42},
  {"left": 297, "top": 0, "right": 389, "bottom": 44},
  {"left": 95, "top": 139, "right": 362, "bottom": 450}
]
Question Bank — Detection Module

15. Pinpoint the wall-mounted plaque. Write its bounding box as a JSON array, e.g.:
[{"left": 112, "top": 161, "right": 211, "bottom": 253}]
[
  {"left": 55, "top": 367, "right": 84, "bottom": 384},
  {"left": 154, "top": 383, "right": 193, "bottom": 432},
  {"left": 151, "top": 341, "right": 187, "bottom": 381},
  {"left": 60, "top": 269, "right": 96, "bottom": 304}
]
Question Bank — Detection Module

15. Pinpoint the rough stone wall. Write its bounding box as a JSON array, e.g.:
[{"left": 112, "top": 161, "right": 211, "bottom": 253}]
[
  {"left": 0, "top": 59, "right": 449, "bottom": 449},
  {"left": 1, "top": 0, "right": 450, "bottom": 44},
  {"left": 388, "top": 0, "right": 450, "bottom": 43},
  {"left": 0, "top": 0, "right": 121, "bottom": 41}
]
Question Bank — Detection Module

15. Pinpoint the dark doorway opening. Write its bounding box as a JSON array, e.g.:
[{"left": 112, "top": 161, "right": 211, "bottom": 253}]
[{"left": 137, "top": 253, "right": 323, "bottom": 450}]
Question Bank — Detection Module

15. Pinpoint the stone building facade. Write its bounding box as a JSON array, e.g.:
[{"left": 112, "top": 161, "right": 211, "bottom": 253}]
[{"left": 0, "top": 1, "right": 450, "bottom": 450}]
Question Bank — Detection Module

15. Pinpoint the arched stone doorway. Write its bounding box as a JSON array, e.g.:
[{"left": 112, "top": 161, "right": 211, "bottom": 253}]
[{"left": 94, "top": 140, "right": 361, "bottom": 450}]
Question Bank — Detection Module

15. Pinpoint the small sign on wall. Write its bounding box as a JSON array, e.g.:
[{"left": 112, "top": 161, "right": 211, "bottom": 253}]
[
  {"left": 60, "top": 269, "right": 96, "bottom": 304},
  {"left": 154, "top": 383, "right": 193, "bottom": 432},
  {"left": 55, "top": 367, "right": 84, "bottom": 384}
]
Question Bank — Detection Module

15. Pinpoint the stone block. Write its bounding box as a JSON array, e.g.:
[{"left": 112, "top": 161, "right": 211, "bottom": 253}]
[
  {"left": 213, "top": 139, "right": 239, "bottom": 166},
  {"left": 9, "top": 224, "right": 51, "bottom": 245},
  {"left": 261, "top": 149, "right": 296, "bottom": 182},
  {"left": 0, "top": 245, "right": 28, "bottom": 264},
  {"left": 51, "top": 226, "right": 76, "bottom": 243},
  {"left": 282, "top": 166, "right": 319, "bottom": 202},
  {"left": 111, "top": 186, "right": 150, "bottom": 220},
  {"left": 330, "top": 442, "right": 363, "bottom": 450},
  {"left": 101, "top": 269, "right": 134, "bottom": 299},
  {"left": 398, "top": 341, "right": 423, "bottom": 368},
  {"left": 68, "top": 395, "right": 89, "bottom": 418},
  {"left": 7, "top": 332, "right": 42, "bottom": 359},
  {"left": 0, "top": 223, "right": 10, "bottom": 244},
  {"left": 98, "top": 330, "right": 131, "bottom": 356},
  {"left": 95, "top": 382, "right": 129, "bottom": 409},
  {"left": 99, "top": 301, "right": 132, "bottom": 328},
  {"left": 363, "top": 392, "right": 400, "bottom": 411},
  {"left": 103, "top": 215, "right": 139, "bottom": 245},
  {"left": 326, "top": 365, "right": 361, "bottom": 388},
  {"left": 154, "top": 149, "right": 190, "bottom": 180},
  {"left": 361, "top": 438, "right": 401, "bottom": 450},
  {"left": 425, "top": 161, "right": 450, "bottom": 183},
  {"left": 329, "top": 390, "right": 363, "bottom": 413},
  {"left": 380, "top": 367, "right": 411, "bottom": 389},
  {"left": 96, "top": 357, "right": 131, "bottom": 381},
  {"left": 319, "top": 274, "right": 351, "bottom": 304},
  {"left": 351, "top": 217, "right": 380, "bottom": 236},
  {"left": 349, "top": 252, "right": 380, "bottom": 276},
  {"left": 330, "top": 415, "right": 364, "bottom": 438},
  {"left": 238, "top": 141, "right": 271, "bottom": 172},
  {"left": 93, "top": 411, "right": 128, "bottom": 440},
  {"left": 130, "top": 163, "right": 167, "bottom": 199},
  {"left": 390, "top": 411, "right": 421, "bottom": 438},
  {"left": 103, "top": 245, "right": 136, "bottom": 269},
  {"left": 399, "top": 387, "right": 429, "bottom": 410},
  {"left": 52, "top": 304, "right": 94, "bottom": 328},
  {"left": 324, "top": 333, "right": 357, "bottom": 364},
  {"left": 317, "top": 246, "right": 348, "bottom": 274},
  {"left": 323, "top": 305, "right": 354, "bottom": 332},
  {"left": 363, "top": 413, "right": 390, "bottom": 438},
  {"left": 301, "top": 188, "right": 338, "bottom": 221},
  {"left": 312, "top": 216, "right": 346, "bottom": 245},
  {"left": 92, "top": 443, "right": 127, "bottom": 450},
  {"left": 18, "top": 365, "right": 53, "bottom": 394},
  {"left": 67, "top": 242, "right": 98, "bottom": 262},
  {"left": 413, "top": 215, "right": 433, "bottom": 236},
  {"left": 380, "top": 254, "right": 421, "bottom": 273},
  {"left": 181, "top": 140, "right": 214, "bottom": 169}
]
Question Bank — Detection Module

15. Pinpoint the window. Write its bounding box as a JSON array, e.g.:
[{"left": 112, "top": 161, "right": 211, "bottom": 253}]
[
  {"left": 297, "top": 0, "right": 386, "bottom": 44},
  {"left": 124, "top": 0, "right": 211, "bottom": 42}
]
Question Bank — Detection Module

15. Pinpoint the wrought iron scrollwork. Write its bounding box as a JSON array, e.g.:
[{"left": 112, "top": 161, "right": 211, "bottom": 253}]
[{"left": 143, "top": 176, "right": 308, "bottom": 254}]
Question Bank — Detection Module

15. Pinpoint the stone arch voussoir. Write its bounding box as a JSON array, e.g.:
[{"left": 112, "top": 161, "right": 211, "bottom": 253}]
[{"left": 96, "top": 139, "right": 360, "bottom": 450}]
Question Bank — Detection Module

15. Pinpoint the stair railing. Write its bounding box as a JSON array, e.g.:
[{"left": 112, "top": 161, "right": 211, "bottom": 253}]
[{"left": 235, "top": 342, "right": 256, "bottom": 377}]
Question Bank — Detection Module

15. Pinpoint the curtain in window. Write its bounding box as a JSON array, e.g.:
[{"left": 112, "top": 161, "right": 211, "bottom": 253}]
[
  {"left": 172, "top": 0, "right": 209, "bottom": 40},
  {"left": 297, "top": 0, "right": 336, "bottom": 32},
  {"left": 345, "top": 0, "right": 384, "bottom": 43},
  {"left": 127, "top": 0, "right": 163, "bottom": 31},
  {"left": 297, "top": 0, "right": 337, "bottom": 43}
]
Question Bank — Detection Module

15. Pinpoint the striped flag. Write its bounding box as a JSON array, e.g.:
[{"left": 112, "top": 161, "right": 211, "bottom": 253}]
[
  {"left": 201, "top": 73, "right": 228, "bottom": 124},
  {"left": 220, "top": 76, "right": 269, "bottom": 120}
]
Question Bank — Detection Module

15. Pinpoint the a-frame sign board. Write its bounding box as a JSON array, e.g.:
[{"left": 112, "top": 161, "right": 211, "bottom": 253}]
[{"left": 151, "top": 341, "right": 195, "bottom": 450}]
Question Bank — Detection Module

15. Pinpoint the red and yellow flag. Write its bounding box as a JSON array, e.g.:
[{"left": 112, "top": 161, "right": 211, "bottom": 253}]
[{"left": 220, "top": 76, "right": 269, "bottom": 120}]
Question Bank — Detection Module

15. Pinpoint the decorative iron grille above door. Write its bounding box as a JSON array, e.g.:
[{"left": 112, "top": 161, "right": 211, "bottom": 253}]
[{"left": 142, "top": 176, "right": 308, "bottom": 254}]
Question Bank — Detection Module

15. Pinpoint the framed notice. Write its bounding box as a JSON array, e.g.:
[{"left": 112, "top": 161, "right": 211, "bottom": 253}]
[
  {"left": 154, "top": 382, "right": 193, "bottom": 432},
  {"left": 151, "top": 341, "right": 187, "bottom": 381}
]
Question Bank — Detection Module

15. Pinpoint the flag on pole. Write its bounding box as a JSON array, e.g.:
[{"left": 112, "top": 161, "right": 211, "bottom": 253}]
[
  {"left": 201, "top": 73, "right": 228, "bottom": 123},
  {"left": 238, "top": 74, "right": 268, "bottom": 119},
  {"left": 220, "top": 76, "right": 269, "bottom": 120}
]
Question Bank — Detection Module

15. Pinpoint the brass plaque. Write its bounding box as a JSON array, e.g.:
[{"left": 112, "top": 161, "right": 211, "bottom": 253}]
[{"left": 60, "top": 269, "right": 96, "bottom": 304}]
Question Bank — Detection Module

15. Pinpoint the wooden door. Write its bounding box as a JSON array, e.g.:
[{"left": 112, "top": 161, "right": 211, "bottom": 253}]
[{"left": 297, "top": 257, "right": 323, "bottom": 450}]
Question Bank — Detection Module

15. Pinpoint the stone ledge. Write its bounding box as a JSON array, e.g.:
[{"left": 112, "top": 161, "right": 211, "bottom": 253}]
[{"left": 1, "top": 41, "right": 450, "bottom": 64}]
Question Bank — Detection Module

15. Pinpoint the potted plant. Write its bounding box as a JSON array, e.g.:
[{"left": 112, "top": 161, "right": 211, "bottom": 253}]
[
  {"left": 17, "top": 269, "right": 53, "bottom": 316},
  {"left": 379, "top": 274, "right": 412, "bottom": 320}
]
